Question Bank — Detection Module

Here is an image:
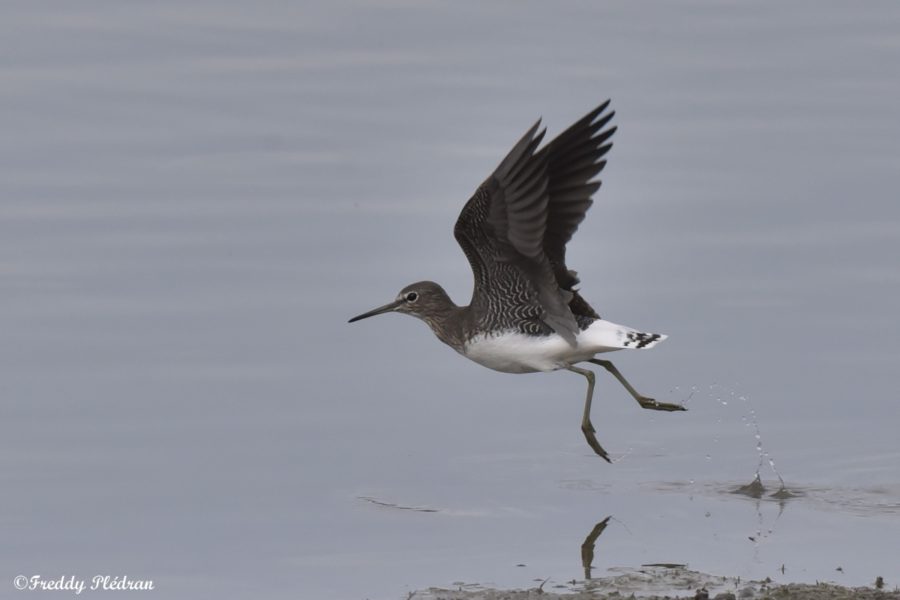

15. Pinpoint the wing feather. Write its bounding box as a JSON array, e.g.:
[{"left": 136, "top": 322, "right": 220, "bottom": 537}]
[
  {"left": 453, "top": 101, "right": 617, "bottom": 342},
  {"left": 540, "top": 102, "right": 617, "bottom": 313}
]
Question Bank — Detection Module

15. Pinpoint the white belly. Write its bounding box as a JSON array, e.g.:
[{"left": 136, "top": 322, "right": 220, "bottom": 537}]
[{"left": 461, "top": 319, "right": 666, "bottom": 374}]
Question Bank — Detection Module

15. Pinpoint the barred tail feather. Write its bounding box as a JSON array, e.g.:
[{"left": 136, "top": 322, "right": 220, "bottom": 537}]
[
  {"left": 580, "top": 319, "right": 668, "bottom": 353},
  {"left": 623, "top": 330, "right": 667, "bottom": 349}
]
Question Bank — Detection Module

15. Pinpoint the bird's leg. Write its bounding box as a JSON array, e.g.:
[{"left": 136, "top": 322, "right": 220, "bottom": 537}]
[
  {"left": 588, "top": 359, "right": 686, "bottom": 412},
  {"left": 567, "top": 366, "right": 611, "bottom": 462}
]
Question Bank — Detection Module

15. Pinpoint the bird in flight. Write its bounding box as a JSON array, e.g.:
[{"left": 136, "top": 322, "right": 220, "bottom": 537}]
[{"left": 349, "top": 101, "right": 684, "bottom": 461}]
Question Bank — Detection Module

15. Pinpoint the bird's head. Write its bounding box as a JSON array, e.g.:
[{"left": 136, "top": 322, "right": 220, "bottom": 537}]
[{"left": 348, "top": 281, "right": 455, "bottom": 324}]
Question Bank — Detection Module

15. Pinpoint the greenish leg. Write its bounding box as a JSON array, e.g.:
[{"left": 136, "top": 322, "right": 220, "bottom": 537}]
[
  {"left": 567, "top": 366, "right": 611, "bottom": 462},
  {"left": 588, "top": 359, "right": 686, "bottom": 412}
]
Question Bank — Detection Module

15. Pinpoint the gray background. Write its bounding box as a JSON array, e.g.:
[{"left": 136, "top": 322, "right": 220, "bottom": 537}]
[{"left": 1, "top": 1, "right": 898, "bottom": 599}]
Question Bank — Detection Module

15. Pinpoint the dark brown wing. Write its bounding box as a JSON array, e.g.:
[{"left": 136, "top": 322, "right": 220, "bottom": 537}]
[
  {"left": 454, "top": 120, "right": 580, "bottom": 343},
  {"left": 539, "top": 101, "right": 616, "bottom": 318},
  {"left": 453, "top": 102, "right": 616, "bottom": 341}
]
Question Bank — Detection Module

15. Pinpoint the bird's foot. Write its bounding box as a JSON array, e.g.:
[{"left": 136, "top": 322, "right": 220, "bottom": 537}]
[
  {"left": 581, "top": 422, "right": 611, "bottom": 463},
  {"left": 637, "top": 396, "right": 687, "bottom": 412}
]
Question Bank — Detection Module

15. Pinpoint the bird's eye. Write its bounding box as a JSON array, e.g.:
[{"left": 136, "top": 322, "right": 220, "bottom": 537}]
[{"left": 405, "top": 292, "right": 418, "bottom": 303}]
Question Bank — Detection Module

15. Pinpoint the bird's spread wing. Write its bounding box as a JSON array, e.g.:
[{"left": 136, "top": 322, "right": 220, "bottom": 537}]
[
  {"left": 453, "top": 101, "right": 616, "bottom": 344},
  {"left": 540, "top": 101, "right": 615, "bottom": 295}
]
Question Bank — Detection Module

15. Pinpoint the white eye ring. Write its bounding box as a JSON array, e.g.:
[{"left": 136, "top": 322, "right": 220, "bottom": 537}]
[{"left": 405, "top": 292, "right": 418, "bottom": 303}]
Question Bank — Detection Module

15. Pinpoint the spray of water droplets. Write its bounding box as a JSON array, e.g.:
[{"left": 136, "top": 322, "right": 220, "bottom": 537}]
[
  {"left": 739, "top": 394, "right": 786, "bottom": 492},
  {"left": 684, "top": 383, "right": 790, "bottom": 496}
]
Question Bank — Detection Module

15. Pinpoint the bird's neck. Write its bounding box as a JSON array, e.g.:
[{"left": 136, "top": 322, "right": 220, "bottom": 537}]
[{"left": 422, "top": 302, "right": 470, "bottom": 352}]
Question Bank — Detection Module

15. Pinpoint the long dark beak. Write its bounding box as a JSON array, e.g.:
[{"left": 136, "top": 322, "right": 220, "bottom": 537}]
[{"left": 348, "top": 299, "right": 402, "bottom": 323}]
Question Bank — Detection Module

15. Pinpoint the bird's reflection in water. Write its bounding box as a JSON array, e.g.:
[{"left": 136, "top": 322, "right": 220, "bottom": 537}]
[
  {"left": 580, "top": 516, "right": 611, "bottom": 580},
  {"left": 576, "top": 480, "right": 801, "bottom": 583}
]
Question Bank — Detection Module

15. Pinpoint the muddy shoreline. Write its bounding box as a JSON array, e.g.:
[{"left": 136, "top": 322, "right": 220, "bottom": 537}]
[{"left": 414, "top": 566, "right": 898, "bottom": 600}]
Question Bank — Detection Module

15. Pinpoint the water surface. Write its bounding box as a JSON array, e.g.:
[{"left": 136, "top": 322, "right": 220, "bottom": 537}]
[{"left": 1, "top": 2, "right": 899, "bottom": 598}]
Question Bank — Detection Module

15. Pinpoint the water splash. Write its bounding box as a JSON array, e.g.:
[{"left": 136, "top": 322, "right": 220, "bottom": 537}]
[
  {"left": 738, "top": 394, "right": 787, "bottom": 496},
  {"left": 672, "top": 382, "right": 800, "bottom": 502}
]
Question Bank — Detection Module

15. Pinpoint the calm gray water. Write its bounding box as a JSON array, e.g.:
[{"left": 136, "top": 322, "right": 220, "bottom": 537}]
[{"left": 2, "top": 2, "right": 899, "bottom": 599}]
